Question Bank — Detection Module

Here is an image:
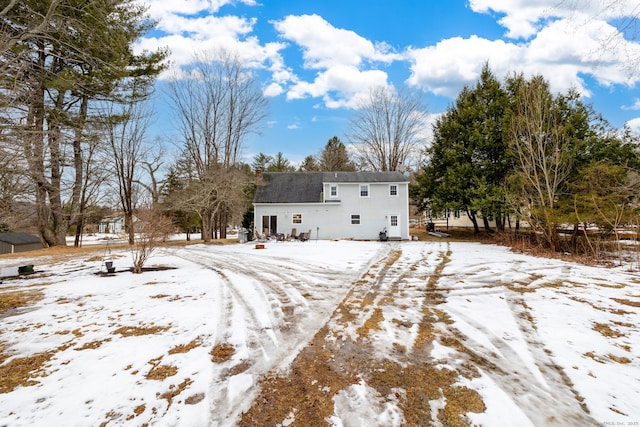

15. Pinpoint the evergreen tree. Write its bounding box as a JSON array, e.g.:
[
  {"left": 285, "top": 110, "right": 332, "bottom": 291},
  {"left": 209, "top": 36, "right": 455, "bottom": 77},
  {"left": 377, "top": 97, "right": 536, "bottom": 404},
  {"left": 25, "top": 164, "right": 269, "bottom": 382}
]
[
  {"left": 251, "top": 153, "right": 273, "bottom": 173},
  {"left": 0, "top": 0, "right": 167, "bottom": 246},
  {"left": 299, "top": 155, "right": 320, "bottom": 171},
  {"left": 414, "top": 64, "right": 510, "bottom": 233},
  {"left": 319, "top": 136, "right": 356, "bottom": 171},
  {"left": 266, "top": 152, "right": 294, "bottom": 172}
]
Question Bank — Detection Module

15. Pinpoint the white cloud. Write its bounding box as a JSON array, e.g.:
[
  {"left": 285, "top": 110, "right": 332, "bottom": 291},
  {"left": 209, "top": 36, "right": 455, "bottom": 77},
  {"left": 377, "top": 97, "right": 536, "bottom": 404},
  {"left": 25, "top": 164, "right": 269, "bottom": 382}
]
[
  {"left": 406, "top": 36, "right": 522, "bottom": 97},
  {"left": 272, "top": 14, "right": 400, "bottom": 69},
  {"left": 625, "top": 117, "right": 640, "bottom": 135},
  {"left": 468, "top": 0, "right": 640, "bottom": 39},
  {"left": 406, "top": 15, "right": 640, "bottom": 99},
  {"left": 139, "top": 0, "right": 255, "bottom": 21},
  {"left": 288, "top": 66, "right": 390, "bottom": 109},
  {"left": 272, "top": 14, "right": 402, "bottom": 108},
  {"left": 627, "top": 117, "right": 640, "bottom": 134},
  {"left": 135, "top": 0, "right": 640, "bottom": 115},
  {"left": 622, "top": 99, "right": 640, "bottom": 110},
  {"left": 136, "top": 1, "right": 289, "bottom": 84},
  {"left": 263, "top": 82, "right": 284, "bottom": 97}
]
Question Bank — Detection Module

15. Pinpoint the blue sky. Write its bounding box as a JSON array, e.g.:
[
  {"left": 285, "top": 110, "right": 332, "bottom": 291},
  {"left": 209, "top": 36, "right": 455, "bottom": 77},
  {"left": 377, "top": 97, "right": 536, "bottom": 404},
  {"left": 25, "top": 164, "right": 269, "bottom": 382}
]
[{"left": 136, "top": 0, "right": 640, "bottom": 165}]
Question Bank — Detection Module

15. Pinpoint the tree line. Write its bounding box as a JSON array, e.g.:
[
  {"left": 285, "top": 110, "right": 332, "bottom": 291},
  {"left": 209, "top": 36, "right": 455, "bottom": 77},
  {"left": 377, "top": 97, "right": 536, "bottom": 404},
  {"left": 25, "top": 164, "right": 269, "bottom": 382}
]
[
  {"left": 412, "top": 63, "right": 640, "bottom": 256},
  {"left": 2, "top": 1, "right": 638, "bottom": 258},
  {"left": 0, "top": 1, "right": 425, "bottom": 247},
  {"left": 0, "top": 0, "right": 167, "bottom": 246}
]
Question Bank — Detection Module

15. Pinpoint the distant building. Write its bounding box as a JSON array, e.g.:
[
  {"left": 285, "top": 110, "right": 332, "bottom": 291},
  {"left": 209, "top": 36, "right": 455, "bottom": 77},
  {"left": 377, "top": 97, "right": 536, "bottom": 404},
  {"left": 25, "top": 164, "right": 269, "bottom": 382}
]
[
  {"left": 99, "top": 215, "right": 126, "bottom": 234},
  {"left": 0, "top": 232, "right": 43, "bottom": 254}
]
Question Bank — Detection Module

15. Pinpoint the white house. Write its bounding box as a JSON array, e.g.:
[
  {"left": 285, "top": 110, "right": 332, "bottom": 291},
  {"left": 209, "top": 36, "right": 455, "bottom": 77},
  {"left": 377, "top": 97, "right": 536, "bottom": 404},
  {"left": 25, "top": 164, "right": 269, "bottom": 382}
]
[
  {"left": 253, "top": 171, "right": 410, "bottom": 241},
  {"left": 99, "top": 215, "right": 126, "bottom": 234}
]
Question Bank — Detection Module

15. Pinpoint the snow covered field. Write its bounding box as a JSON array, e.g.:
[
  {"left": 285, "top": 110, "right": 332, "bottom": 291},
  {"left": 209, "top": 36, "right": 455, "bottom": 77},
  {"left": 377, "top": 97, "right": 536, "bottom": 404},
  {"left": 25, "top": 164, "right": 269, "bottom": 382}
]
[{"left": 0, "top": 238, "right": 638, "bottom": 426}]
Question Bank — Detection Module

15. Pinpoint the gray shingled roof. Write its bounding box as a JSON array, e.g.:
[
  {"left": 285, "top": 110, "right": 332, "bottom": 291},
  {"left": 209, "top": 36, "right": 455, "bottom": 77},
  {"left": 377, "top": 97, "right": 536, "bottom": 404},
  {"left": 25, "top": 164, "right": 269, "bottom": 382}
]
[
  {"left": 322, "top": 171, "right": 408, "bottom": 183},
  {"left": 0, "top": 232, "right": 42, "bottom": 245},
  {"left": 253, "top": 171, "right": 409, "bottom": 204}
]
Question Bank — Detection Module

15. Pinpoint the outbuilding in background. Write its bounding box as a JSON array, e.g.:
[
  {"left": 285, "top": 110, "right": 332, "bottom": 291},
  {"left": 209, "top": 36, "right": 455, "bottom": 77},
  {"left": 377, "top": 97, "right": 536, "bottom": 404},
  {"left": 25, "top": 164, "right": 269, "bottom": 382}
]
[{"left": 0, "top": 232, "right": 43, "bottom": 255}]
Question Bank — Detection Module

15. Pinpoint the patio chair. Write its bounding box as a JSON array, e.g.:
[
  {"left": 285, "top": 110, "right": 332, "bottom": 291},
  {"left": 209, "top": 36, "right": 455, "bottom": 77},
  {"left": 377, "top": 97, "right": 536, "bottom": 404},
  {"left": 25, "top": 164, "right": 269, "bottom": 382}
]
[
  {"left": 254, "top": 229, "right": 266, "bottom": 242},
  {"left": 299, "top": 229, "right": 311, "bottom": 242},
  {"left": 289, "top": 228, "right": 298, "bottom": 241}
]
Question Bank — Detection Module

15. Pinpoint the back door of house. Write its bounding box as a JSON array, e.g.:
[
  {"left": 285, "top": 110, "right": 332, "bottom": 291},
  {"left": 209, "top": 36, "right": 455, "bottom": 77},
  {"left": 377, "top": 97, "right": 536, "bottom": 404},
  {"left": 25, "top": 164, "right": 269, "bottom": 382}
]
[
  {"left": 262, "top": 215, "right": 277, "bottom": 235},
  {"left": 387, "top": 214, "right": 400, "bottom": 238}
]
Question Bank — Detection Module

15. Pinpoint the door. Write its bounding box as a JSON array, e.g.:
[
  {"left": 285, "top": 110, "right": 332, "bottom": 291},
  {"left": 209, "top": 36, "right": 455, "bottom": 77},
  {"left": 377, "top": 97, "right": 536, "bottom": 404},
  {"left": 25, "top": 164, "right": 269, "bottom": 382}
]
[
  {"left": 262, "top": 215, "right": 277, "bottom": 236},
  {"left": 387, "top": 214, "right": 400, "bottom": 238}
]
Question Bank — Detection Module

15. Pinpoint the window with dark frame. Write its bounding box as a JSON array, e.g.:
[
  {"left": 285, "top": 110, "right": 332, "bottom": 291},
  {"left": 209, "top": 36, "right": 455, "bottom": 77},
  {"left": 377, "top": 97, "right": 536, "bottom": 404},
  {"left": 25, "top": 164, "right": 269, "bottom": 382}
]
[
  {"left": 351, "top": 214, "right": 361, "bottom": 225},
  {"left": 359, "top": 184, "right": 369, "bottom": 197},
  {"left": 330, "top": 185, "right": 338, "bottom": 197},
  {"left": 389, "top": 184, "right": 398, "bottom": 196},
  {"left": 292, "top": 213, "right": 302, "bottom": 224}
]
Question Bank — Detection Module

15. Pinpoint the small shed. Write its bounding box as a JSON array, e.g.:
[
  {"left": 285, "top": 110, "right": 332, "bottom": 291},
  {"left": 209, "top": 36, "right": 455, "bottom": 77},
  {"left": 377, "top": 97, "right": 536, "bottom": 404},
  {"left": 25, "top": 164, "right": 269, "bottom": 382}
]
[{"left": 0, "top": 232, "right": 43, "bottom": 255}]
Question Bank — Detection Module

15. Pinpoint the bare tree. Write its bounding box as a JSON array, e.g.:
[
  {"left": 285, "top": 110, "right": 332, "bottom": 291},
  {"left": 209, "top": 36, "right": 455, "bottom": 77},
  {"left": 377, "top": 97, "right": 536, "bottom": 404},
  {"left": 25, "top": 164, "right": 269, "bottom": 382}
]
[
  {"left": 166, "top": 49, "right": 268, "bottom": 241},
  {"left": 559, "top": 0, "right": 640, "bottom": 76},
  {"left": 70, "top": 127, "right": 111, "bottom": 247},
  {"left": 104, "top": 100, "right": 152, "bottom": 245},
  {"left": 135, "top": 140, "right": 166, "bottom": 205},
  {"left": 130, "top": 207, "right": 174, "bottom": 274},
  {"left": 166, "top": 167, "right": 250, "bottom": 241},
  {"left": 0, "top": 131, "right": 30, "bottom": 229},
  {"left": 0, "top": 0, "right": 166, "bottom": 246},
  {"left": 508, "top": 75, "right": 575, "bottom": 251},
  {"left": 348, "top": 86, "right": 427, "bottom": 171}
]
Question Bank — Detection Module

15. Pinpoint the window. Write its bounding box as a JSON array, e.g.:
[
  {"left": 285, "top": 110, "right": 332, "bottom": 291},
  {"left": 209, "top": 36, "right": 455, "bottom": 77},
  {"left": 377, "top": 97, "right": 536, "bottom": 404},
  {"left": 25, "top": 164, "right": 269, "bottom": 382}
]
[
  {"left": 389, "top": 184, "right": 398, "bottom": 196},
  {"left": 359, "top": 184, "right": 369, "bottom": 197},
  {"left": 390, "top": 215, "right": 398, "bottom": 227},
  {"left": 330, "top": 185, "right": 338, "bottom": 197},
  {"left": 351, "top": 214, "right": 361, "bottom": 225},
  {"left": 292, "top": 213, "right": 302, "bottom": 224}
]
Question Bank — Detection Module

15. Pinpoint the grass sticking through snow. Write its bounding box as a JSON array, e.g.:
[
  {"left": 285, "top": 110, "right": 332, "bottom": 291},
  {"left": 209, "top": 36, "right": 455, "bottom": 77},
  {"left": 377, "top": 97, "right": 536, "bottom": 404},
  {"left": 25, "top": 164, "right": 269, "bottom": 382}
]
[
  {"left": 169, "top": 337, "right": 203, "bottom": 355},
  {"left": 112, "top": 325, "right": 170, "bottom": 337},
  {"left": 239, "top": 247, "right": 486, "bottom": 426},
  {"left": 0, "top": 290, "right": 43, "bottom": 315},
  {"left": 210, "top": 343, "right": 235, "bottom": 363}
]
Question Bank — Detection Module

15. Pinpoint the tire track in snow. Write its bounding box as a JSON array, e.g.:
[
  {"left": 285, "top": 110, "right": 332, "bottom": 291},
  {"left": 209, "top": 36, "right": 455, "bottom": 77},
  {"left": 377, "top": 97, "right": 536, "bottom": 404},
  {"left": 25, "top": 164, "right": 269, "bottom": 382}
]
[
  {"left": 170, "top": 250, "right": 284, "bottom": 426},
  {"left": 436, "top": 260, "right": 599, "bottom": 426},
  {"left": 240, "top": 242, "right": 492, "bottom": 426},
  {"left": 170, "top": 245, "right": 384, "bottom": 426}
]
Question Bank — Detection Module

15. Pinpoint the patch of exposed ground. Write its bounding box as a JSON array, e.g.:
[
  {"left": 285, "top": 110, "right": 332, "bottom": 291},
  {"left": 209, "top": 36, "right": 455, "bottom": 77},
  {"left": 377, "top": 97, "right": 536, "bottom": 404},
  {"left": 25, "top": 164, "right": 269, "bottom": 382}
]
[
  {"left": 210, "top": 343, "right": 235, "bottom": 363},
  {"left": 239, "top": 245, "right": 486, "bottom": 427},
  {"left": 612, "top": 297, "right": 640, "bottom": 308},
  {"left": 146, "top": 357, "right": 178, "bottom": 381},
  {"left": 169, "top": 337, "right": 203, "bottom": 354},
  {"left": 112, "top": 325, "right": 171, "bottom": 337},
  {"left": 0, "top": 342, "right": 73, "bottom": 394},
  {"left": 0, "top": 290, "right": 44, "bottom": 316}
]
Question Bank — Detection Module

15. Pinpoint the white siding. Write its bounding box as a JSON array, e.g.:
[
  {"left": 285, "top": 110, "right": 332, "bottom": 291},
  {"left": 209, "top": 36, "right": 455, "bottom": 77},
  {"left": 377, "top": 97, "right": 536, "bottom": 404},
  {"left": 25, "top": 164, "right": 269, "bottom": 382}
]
[{"left": 254, "top": 180, "right": 409, "bottom": 240}]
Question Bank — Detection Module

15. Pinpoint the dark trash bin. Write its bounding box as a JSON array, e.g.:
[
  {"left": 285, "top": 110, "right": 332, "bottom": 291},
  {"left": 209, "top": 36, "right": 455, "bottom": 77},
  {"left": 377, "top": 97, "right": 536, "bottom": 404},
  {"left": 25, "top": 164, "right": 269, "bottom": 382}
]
[
  {"left": 379, "top": 230, "right": 388, "bottom": 242},
  {"left": 18, "top": 264, "right": 34, "bottom": 275},
  {"left": 427, "top": 222, "right": 435, "bottom": 232},
  {"left": 105, "top": 261, "right": 116, "bottom": 273}
]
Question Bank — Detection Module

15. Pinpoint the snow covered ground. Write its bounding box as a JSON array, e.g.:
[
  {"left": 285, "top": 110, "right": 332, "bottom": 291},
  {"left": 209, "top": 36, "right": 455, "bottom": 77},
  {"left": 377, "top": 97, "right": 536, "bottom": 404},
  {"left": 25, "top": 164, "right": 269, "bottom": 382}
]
[{"left": 0, "top": 238, "right": 638, "bottom": 426}]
